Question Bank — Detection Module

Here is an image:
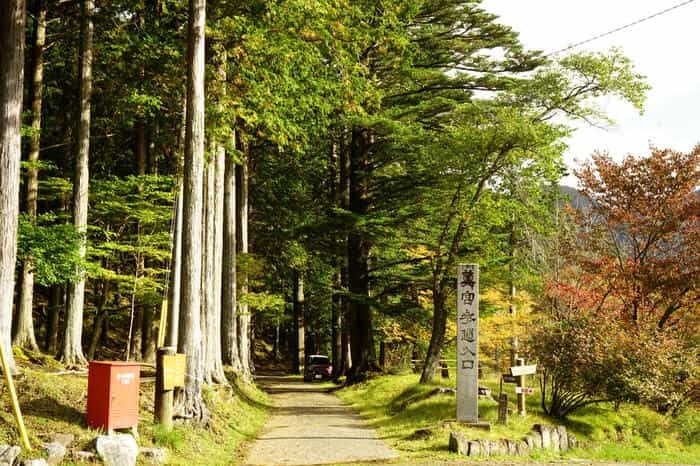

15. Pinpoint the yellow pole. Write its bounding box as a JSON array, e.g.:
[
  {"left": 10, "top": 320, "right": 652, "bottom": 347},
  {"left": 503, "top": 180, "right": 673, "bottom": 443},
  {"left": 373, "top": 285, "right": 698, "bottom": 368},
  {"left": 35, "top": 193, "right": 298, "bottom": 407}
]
[
  {"left": 157, "top": 299, "right": 168, "bottom": 348},
  {"left": 0, "top": 343, "right": 31, "bottom": 450}
]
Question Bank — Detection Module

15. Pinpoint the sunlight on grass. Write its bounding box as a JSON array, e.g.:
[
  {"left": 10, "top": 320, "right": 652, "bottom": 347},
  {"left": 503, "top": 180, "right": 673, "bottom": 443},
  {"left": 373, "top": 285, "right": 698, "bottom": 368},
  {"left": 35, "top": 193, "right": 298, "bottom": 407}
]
[
  {"left": 337, "top": 372, "right": 700, "bottom": 464},
  {"left": 0, "top": 358, "right": 270, "bottom": 465}
]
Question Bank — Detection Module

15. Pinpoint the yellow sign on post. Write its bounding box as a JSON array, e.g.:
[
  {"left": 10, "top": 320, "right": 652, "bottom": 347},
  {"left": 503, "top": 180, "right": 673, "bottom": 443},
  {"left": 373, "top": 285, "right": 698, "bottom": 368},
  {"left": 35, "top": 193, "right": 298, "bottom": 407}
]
[{"left": 162, "top": 353, "right": 186, "bottom": 390}]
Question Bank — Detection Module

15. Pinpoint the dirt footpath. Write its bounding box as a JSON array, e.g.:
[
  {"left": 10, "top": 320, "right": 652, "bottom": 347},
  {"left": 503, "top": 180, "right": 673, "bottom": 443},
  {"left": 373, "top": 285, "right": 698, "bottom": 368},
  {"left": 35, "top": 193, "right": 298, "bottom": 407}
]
[{"left": 242, "top": 375, "right": 399, "bottom": 466}]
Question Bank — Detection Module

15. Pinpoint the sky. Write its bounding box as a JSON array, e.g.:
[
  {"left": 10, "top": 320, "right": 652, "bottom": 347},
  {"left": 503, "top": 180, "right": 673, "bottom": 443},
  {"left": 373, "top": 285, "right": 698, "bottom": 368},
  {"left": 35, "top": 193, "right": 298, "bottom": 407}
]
[{"left": 482, "top": 0, "right": 700, "bottom": 186}]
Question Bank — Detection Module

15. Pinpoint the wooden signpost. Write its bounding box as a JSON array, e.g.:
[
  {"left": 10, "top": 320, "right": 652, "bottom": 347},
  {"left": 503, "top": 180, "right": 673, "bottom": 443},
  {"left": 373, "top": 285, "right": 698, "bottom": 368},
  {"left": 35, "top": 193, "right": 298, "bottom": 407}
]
[
  {"left": 162, "top": 353, "right": 186, "bottom": 391},
  {"left": 155, "top": 347, "right": 186, "bottom": 429},
  {"left": 510, "top": 364, "right": 536, "bottom": 377}
]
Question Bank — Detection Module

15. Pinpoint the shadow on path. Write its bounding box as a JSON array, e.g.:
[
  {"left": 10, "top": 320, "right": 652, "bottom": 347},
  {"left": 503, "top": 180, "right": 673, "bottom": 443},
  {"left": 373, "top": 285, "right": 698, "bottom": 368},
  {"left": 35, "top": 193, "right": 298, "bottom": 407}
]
[{"left": 243, "top": 374, "right": 399, "bottom": 466}]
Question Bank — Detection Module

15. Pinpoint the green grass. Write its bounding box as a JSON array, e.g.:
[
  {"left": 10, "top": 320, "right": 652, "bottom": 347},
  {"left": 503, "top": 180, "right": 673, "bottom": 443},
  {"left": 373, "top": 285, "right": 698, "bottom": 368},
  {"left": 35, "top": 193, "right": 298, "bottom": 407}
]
[
  {"left": 139, "top": 372, "right": 271, "bottom": 465},
  {"left": 0, "top": 351, "right": 270, "bottom": 465},
  {"left": 336, "top": 372, "right": 700, "bottom": 464}
]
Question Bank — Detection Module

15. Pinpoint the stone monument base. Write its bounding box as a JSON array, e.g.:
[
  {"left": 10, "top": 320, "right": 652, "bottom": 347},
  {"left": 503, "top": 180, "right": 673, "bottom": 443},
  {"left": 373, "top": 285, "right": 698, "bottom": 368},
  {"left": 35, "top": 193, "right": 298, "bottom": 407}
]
[{"left": 460, "top": 421, "right": 491, "bottom": 431}]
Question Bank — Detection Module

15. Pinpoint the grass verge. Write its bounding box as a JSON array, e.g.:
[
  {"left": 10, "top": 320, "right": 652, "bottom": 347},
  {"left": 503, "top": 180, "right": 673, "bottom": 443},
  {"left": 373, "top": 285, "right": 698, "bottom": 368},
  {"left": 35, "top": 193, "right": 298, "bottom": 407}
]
[
  {"left": 0, "top": 350, "right": 270, "bottom": 465},
  {"left": 335, "top": 372, "right": 700, "bottom": 464}
]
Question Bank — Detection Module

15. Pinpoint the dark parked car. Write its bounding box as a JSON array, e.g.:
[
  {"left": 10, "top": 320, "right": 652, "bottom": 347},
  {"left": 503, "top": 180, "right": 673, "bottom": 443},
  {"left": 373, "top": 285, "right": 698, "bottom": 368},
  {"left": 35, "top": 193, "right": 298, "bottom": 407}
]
[{"left": 303, "top": 355, "right": 332, "bottom": 382}]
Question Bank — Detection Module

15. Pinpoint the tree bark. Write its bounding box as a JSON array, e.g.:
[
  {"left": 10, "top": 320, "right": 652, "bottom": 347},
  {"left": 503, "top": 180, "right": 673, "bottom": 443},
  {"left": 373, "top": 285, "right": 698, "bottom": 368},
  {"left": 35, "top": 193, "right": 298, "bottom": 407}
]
[
  {"left": 221, "top": 137, "right": 241, "bottom": 370},
  {"left": 329, "top": 138, "right": 342, "bottom": 374},
  {"left": 166, "top": 184, "right": 183, "bottom": 348},
  {"left": 200, "top": 155, "right": 214, "bottom": 383},
  {"left": 346, "top": 128, "right": 375, "bottom": 383},
  {"left": 14, "top": 0, "right": 46, "bottom": 353},
  {"left": 142, "top": 305, "right": 157, "bottom": 362},
  {"left": 293, "top": 273, "right": 305, "bottom": 374},
  {"left": 0, "top": 0, "right": 26, "bottom": 373},
  {"left": 46, "top": 286, "right": 62, "bottom": 354},
  {"left": 62, "top": 0, "right": 93, "bottom": 367},
  {"left": 200, "top": 43, "right": 227, "bottom": 384},
  {"left": 331, "top": 271, "right": 341, "bottom": 375},
  {"left": 236, "top": 144, "right": 251, "bottom": 380},
  {"left": 201, "top": 145, "right": 226, "bottom": 384},
  {"left": 334, "top": 129, "right": 351, "bottom": 380},
  {"left": 420, "top": 288, "right": 447, "bottom": 383},
  {"left": 130, "top": 116, "right": 149, "bottom": 361},
  {"left": 87, "top": 279, "right": 109, "bottom": 360},
  {"left": 174, "top": 0, "right": 206, "bottom": 422},
  {"left": 208, "top": 144, "right": 226, "bottom": 382}
]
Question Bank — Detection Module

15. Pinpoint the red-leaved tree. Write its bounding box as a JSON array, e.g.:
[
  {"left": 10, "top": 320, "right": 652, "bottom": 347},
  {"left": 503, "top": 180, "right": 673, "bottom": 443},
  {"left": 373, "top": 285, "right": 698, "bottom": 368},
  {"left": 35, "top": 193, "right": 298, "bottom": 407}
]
[
  {"left": 574, "top": 146, "right": 699, "bottom": 330},
  {"left": 533, "top": 146, "right": 699, "bottom": 417}
]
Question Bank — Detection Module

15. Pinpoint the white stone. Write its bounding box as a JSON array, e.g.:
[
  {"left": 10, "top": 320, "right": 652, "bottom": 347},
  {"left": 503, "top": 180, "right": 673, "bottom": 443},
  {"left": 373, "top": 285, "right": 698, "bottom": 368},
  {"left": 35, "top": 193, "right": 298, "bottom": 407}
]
[
  {"left": 139, "top": 447, "right": 169, "bottom": 465},
  {"left": 557, "top": 425, "right": 569, "bottom": 451},
  {"left": 43, "top": 442, "right": 66, "bottom": 465},
  {"left": 448, "top": 431, "right": 469, "bottom": 455},
  {"left": 22, "top": 460, "right": 48, "bottom": 466},
  {"left": 96, "top": 434, "right": 138, "bottom": 466},
  {"left": 0, "top": 445, "right": 21, "bottom": 466}
]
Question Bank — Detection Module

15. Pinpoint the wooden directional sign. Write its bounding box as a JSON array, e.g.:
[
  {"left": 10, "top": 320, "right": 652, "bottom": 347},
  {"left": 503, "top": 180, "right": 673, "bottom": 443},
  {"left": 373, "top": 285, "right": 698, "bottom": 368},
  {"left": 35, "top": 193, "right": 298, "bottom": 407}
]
[
  {"left": 162, "top": 353, "right": 186, "bottom": 390},
  {"left": 515, "top": 387, "right": 535, "bottom": 395},
  {"left": 510, "top": 364, "right": 537, "bottom": 376},
  {"left": 502, "top": 374, "right": 518, "bottom": 384}
]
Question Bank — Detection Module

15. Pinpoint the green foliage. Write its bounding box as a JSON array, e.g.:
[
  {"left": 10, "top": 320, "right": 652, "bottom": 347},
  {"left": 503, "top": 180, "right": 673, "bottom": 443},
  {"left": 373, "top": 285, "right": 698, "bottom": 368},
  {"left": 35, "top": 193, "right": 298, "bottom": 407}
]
[
  {"left": 88, "top": 175, "right": 175, "bottom": 303},
  {"left": 152, "top": 424, "right": 184, "bottom": 450},
  {"left": 671, "top": 406, "right": 700, "bottom": 445},
  {"left": 338, "top": 373, "right": 700, "bottom": 464},
  {"left": 17, "top": 213, "right": 84, "bottom": 286}
]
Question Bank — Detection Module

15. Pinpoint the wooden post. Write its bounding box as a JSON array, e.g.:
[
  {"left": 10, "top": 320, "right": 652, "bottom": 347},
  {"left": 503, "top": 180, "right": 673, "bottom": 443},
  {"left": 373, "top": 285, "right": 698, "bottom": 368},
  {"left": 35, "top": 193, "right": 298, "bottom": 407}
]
[
  {"left": 515, "top": 357, "right": 525, "bottom": 416},
  {"left": 440, "top": 361, "right": 449, "bottom": 379},
  {"left": 498, "top": 393, "right": 508, "bottom": 425},
  {"left": 155, "top": 346, "right": 176, "bottom": 428}
]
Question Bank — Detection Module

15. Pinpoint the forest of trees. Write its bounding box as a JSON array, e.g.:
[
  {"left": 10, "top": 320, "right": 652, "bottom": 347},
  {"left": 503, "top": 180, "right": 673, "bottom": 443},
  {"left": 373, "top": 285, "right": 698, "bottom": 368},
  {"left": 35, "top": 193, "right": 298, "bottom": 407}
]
[{"left": 1, "top": 0, "right": 696, "bottom": 422}]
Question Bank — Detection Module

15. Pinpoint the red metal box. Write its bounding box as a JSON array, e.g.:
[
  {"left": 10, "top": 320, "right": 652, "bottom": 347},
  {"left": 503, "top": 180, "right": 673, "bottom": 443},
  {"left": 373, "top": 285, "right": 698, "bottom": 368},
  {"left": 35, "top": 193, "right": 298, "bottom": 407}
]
[{"left": 87, "top": 361, "right": 140, "bottom": 432}]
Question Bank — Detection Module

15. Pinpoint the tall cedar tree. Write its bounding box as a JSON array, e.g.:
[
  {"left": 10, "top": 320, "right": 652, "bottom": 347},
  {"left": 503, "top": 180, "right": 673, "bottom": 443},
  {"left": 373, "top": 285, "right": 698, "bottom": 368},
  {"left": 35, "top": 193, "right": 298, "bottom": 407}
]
[
  {"left": 175, "top": 0, "right": 207, "bottom": 421},
  {"left": 0, "top": 0, "right": 26, "bottom": 373},
  {"left": 14, "top": 0, "right": 47, "bottom": 352}
]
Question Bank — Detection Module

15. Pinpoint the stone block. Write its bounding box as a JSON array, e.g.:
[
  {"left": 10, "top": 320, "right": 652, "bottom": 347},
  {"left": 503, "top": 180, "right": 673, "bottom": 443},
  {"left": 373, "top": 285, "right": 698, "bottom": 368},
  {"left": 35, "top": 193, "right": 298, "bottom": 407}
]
[
  {"left": 533, "top": 424, "right": 552, "bottom": 448},
  {"left": 139, "top": 447, "right": 169, "bottom": 465},
  {"left": 479, "top": 440, "right": 492, "bottom": 456},
  {"left": 498, "top": 439, "right": 510, "bottom": 456},
  {"left": 51, "top": 434, "right": 74, "bottom": 448},
  {"left": 551, "top": 425, "right": 560, "bottom": 451},
  {"left": 523, "top": 434, "right": 535, "bottom": 450},
  {"left": 448, "top": 431, "right": 469, "bottom": 456},
  {"left": 557, "top": 426, "right": 569, "bottom": 452},
  {"left": 467, "top": 440, "right": 481, "bottom": 457},
  {"left": 96, "top": 434, "right": 138, "bottom": 466},
  {"left": 568, "top": 433, "right": 578, "bottom": 449},
  {"left": 21, "top": 460, "right": 48, "bottom": 466},
  {"left": 0, "top": 445, "right": 21, "bottom": 466},
  {"left": 43, "top": 442, "right": 66, "bottom": 465},
  {"left": 516, "top": 440, "right": 530, "bottom": 456}
]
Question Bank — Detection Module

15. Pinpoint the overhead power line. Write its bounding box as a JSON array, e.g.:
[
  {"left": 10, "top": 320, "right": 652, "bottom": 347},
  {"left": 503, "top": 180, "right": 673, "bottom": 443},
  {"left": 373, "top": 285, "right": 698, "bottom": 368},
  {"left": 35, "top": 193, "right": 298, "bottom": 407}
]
[{"left": 545, "top": 0, "right": 698, "bottom": 57}]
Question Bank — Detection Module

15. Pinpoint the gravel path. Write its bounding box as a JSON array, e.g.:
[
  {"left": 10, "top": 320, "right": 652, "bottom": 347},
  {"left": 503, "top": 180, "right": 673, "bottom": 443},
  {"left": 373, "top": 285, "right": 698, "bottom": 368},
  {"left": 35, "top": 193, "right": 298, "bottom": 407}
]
[{"left": 242, "top": 375, "right": 399, "bottom": 466}]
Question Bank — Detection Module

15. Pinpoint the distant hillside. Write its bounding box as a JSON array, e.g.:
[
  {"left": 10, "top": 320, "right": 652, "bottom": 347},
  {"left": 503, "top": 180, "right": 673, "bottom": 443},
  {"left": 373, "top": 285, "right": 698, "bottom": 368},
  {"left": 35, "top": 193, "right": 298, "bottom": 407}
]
[{"left": 559, "top": 185, "right": 591, "bottom": 211}]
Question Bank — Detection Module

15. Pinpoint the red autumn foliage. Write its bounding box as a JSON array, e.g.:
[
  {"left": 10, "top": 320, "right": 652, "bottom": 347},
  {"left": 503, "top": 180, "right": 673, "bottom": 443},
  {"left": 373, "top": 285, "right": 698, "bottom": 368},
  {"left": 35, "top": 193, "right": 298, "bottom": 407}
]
[
  {"left": 573, "top": 146, "right": 699, "bottom": 331},
  {"left": 532, "top": 146, "right": 699, "bottom": 417}
]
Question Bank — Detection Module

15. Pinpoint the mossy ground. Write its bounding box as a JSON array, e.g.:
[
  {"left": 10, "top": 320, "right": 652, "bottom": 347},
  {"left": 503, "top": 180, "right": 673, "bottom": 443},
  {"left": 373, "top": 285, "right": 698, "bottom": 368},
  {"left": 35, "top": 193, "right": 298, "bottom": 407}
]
[
  {"left": 0, "top": 348, "right": 270, "bottom": 465},
  {"left": 335, "top": 372, "right": 700, "bottom": 464}
]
